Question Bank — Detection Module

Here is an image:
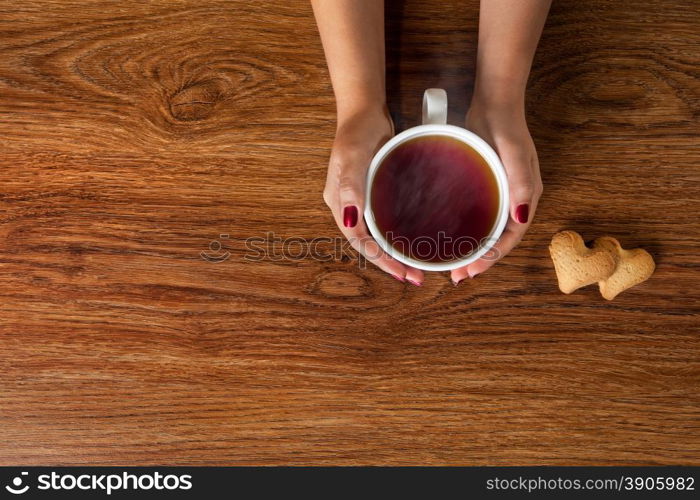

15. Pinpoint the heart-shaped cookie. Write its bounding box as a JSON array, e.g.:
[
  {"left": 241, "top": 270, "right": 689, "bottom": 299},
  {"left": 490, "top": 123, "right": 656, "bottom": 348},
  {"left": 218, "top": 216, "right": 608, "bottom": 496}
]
[
  {"left": 592, "top": 236, "right": 655, "bottom": 300},
  {"left": 549, "top": 231, "right": 617, "bottom": 294}
]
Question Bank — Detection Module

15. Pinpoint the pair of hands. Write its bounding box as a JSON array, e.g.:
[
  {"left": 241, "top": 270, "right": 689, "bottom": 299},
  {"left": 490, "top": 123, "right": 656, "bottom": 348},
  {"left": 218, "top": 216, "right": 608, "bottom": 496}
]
[{"left": 323, "top": 97, "right": 542, "bottom": 286}]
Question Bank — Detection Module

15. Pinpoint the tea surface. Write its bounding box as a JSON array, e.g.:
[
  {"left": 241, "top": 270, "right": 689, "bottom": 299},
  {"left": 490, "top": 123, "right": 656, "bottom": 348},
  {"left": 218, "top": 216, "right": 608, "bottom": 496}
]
[{"left": 370, "top": 135, "right": 499, "bottom": 263}]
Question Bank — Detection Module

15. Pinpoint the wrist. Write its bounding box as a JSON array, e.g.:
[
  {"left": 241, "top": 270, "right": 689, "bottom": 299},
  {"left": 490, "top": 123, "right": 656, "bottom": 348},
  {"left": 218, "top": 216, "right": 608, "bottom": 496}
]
[
  {"left": 472, "top": 75, "right": 526, "bottom": 113},
  {"left": 468, "top": 80, "right": 528, "bottom": 134},
  {"left": 336, "top": 100, "right": 387, "bottom": 126},
  {"left": 335, "top": 98, "right": 389, "bottom": 129}
]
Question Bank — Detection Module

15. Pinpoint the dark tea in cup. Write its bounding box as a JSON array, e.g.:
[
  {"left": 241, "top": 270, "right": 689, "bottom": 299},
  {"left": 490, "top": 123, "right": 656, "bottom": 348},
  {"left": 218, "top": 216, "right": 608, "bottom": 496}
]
[{"left": 370, "top": 134, "right": 500, "bottom": 263}]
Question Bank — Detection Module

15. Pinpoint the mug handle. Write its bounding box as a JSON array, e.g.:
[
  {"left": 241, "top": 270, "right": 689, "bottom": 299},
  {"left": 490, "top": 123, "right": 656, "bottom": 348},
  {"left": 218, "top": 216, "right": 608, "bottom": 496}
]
[{"left": 422, "top": 88, "right": 448, "bottom": 125}]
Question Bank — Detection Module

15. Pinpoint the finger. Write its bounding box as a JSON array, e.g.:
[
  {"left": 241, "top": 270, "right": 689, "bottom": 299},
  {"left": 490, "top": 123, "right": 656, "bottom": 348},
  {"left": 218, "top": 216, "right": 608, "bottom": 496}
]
[
  {"left": 404, "top": 267, "right": 425, "bottom": 287},
  {"left": 326, "top": 176, "right": 415, "bottom": 283},
  {"left": 456, "top": 169, "right": 541, "bottom": 282},
  {"left": 343, "top": 205, "right": 424, "bottom": 286},
  {"left": 325, "top": 145, "right": 368, "bottom": 230},
  {"left": 449, "top": 224, "right": 523, "bottom": 284},
  {"left": 465, "top": 220, "right": 527, "bottom": 278},
  {"left": 499, "top": 147, "right": 538, "bottom": 225},
  {"left": 342, "top": 222, "right": 411, "bottom": 281},
  {"left": 329, "top": 141, "right": 428, "bottom": 285},
  {"left": 450, "top": 148, "right": 537, "bottom": 284},
  {"left": 450, "top": 264, "right": 470, "bottom": 286}
]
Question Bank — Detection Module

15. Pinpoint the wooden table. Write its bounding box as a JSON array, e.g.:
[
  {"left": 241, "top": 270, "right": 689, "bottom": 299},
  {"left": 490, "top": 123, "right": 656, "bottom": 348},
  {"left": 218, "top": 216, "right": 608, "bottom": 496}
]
[{"left": 1, "top": 0, "right": 698, "bottom": 465}]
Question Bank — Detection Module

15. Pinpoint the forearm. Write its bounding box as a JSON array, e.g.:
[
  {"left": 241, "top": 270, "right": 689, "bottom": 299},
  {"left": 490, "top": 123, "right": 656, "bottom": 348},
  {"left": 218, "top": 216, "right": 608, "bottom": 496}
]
[
  {"left": 310, "top": 0, "right": 386, "bottom": 122},
  {"left": 474, "top": 0, "right": 551, "bottom": 109}
]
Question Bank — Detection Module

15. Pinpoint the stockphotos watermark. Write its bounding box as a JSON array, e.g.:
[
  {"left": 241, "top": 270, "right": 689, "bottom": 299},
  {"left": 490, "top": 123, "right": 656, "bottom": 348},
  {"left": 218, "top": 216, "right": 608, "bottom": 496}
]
[
  {"left": 3, "top": 470, "right": 192, "bottom": 496},
  {"left": 200, "top": 232, "right": 501, "bottom": 266}
]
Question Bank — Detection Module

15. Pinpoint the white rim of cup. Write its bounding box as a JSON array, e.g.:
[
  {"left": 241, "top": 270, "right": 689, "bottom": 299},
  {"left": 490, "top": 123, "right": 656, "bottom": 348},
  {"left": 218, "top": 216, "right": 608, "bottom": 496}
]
[{"left": 364, "top": 90, "right": 510, "bottom": 272}]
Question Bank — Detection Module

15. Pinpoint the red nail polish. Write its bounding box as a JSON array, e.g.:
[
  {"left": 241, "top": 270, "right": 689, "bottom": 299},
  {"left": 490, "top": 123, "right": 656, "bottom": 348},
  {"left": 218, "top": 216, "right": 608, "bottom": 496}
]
[
  {"left": 515, "top": 204, "right": 529, "bottom": 224},
  {"left": 392, "top": 274, "right": 405, "bottom": 282},
  {"left": 343, "top": 206, "right": 358, "bottom": 228},
  {"left": 407, "top": 279, "right": 422, "bottom": 287}
]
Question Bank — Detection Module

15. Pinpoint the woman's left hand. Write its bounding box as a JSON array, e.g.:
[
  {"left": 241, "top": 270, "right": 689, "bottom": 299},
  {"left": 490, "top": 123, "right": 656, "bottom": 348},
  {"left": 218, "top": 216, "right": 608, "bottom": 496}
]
[{"left": 450, "top": 97, "right": 543, "bottom": 285}]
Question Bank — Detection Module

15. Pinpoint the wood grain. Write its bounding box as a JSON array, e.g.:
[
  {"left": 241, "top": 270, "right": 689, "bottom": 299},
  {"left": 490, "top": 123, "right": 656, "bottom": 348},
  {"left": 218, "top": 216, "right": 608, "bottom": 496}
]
[{"left": 0, "top": 0, "right": 698, "bottom": 465}]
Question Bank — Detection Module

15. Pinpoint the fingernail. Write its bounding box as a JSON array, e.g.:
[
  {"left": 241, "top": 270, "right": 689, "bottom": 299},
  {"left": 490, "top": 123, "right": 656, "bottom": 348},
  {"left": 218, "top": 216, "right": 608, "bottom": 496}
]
[
  {"left": 515, "top": 204, "right": 529, "bottom": 224},
  {"left": 407, "top": 279, "right": 422, "bottom": 287},
  {"left": 343, "top": 205, "right": 358, "bottom": 228},
  {"left": 392, "top": 274, "right": 405, "bottom": 282},
  {"left": 468, "top": 270, "right": 480, "bottom": 279},
  {"left": 452, "top": 278, "right": 463, "bottom": 286}
]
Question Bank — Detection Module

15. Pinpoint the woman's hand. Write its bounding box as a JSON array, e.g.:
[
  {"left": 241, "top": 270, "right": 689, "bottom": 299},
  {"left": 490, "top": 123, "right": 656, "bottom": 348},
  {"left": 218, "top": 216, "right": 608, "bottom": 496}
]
[
  {"left": 449, "top": 0, "right": 550, "bottom": 284},
  {"left": 324, "top": 107, "right": 425, "bottom": 286},
  {"left": 312, "top": 1, "right": 422, "bottom": 284},
  {"left": 450, "top": 97, "right": 543, "bottom": 285}
]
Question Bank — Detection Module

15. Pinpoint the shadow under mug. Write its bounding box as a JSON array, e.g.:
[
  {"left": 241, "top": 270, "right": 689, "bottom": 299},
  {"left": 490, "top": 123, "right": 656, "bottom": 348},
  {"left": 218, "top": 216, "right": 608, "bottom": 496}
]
[{"left": 364, "top": 89, "right": 510, "bottom": 272}]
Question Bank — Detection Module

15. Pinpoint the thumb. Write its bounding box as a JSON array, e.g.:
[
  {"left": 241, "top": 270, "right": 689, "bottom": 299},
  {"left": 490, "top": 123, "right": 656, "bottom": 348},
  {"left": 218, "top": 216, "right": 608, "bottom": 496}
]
[
  {"left": 337, "top": 172, "right": 365, "bottom": 229},
  {"left": 500, "top": 149, "right": 536, "bottom": 225}
]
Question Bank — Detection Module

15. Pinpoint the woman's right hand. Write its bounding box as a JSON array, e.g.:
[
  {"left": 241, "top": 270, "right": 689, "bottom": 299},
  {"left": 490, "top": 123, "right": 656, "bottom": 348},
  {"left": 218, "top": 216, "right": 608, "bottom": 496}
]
[{"left": 323, "top": 106, "right": 425, "bottom": 286}]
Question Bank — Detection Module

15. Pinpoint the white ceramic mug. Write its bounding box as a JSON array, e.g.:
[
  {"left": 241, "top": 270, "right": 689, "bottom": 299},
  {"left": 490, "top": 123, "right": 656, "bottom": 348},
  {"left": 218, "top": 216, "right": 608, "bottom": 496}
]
[{"left": 364, "top": 88, "right": 510, "bottom": 272}]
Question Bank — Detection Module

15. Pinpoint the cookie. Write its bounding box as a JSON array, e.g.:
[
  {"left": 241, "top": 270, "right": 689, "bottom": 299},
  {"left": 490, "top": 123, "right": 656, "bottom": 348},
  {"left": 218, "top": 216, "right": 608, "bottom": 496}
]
[
  {"left": 549, "top": 231, "right": 617, "bottom": 294},
  {"left": 592, "top": 236, "right": 655, "bottom": 300}
]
